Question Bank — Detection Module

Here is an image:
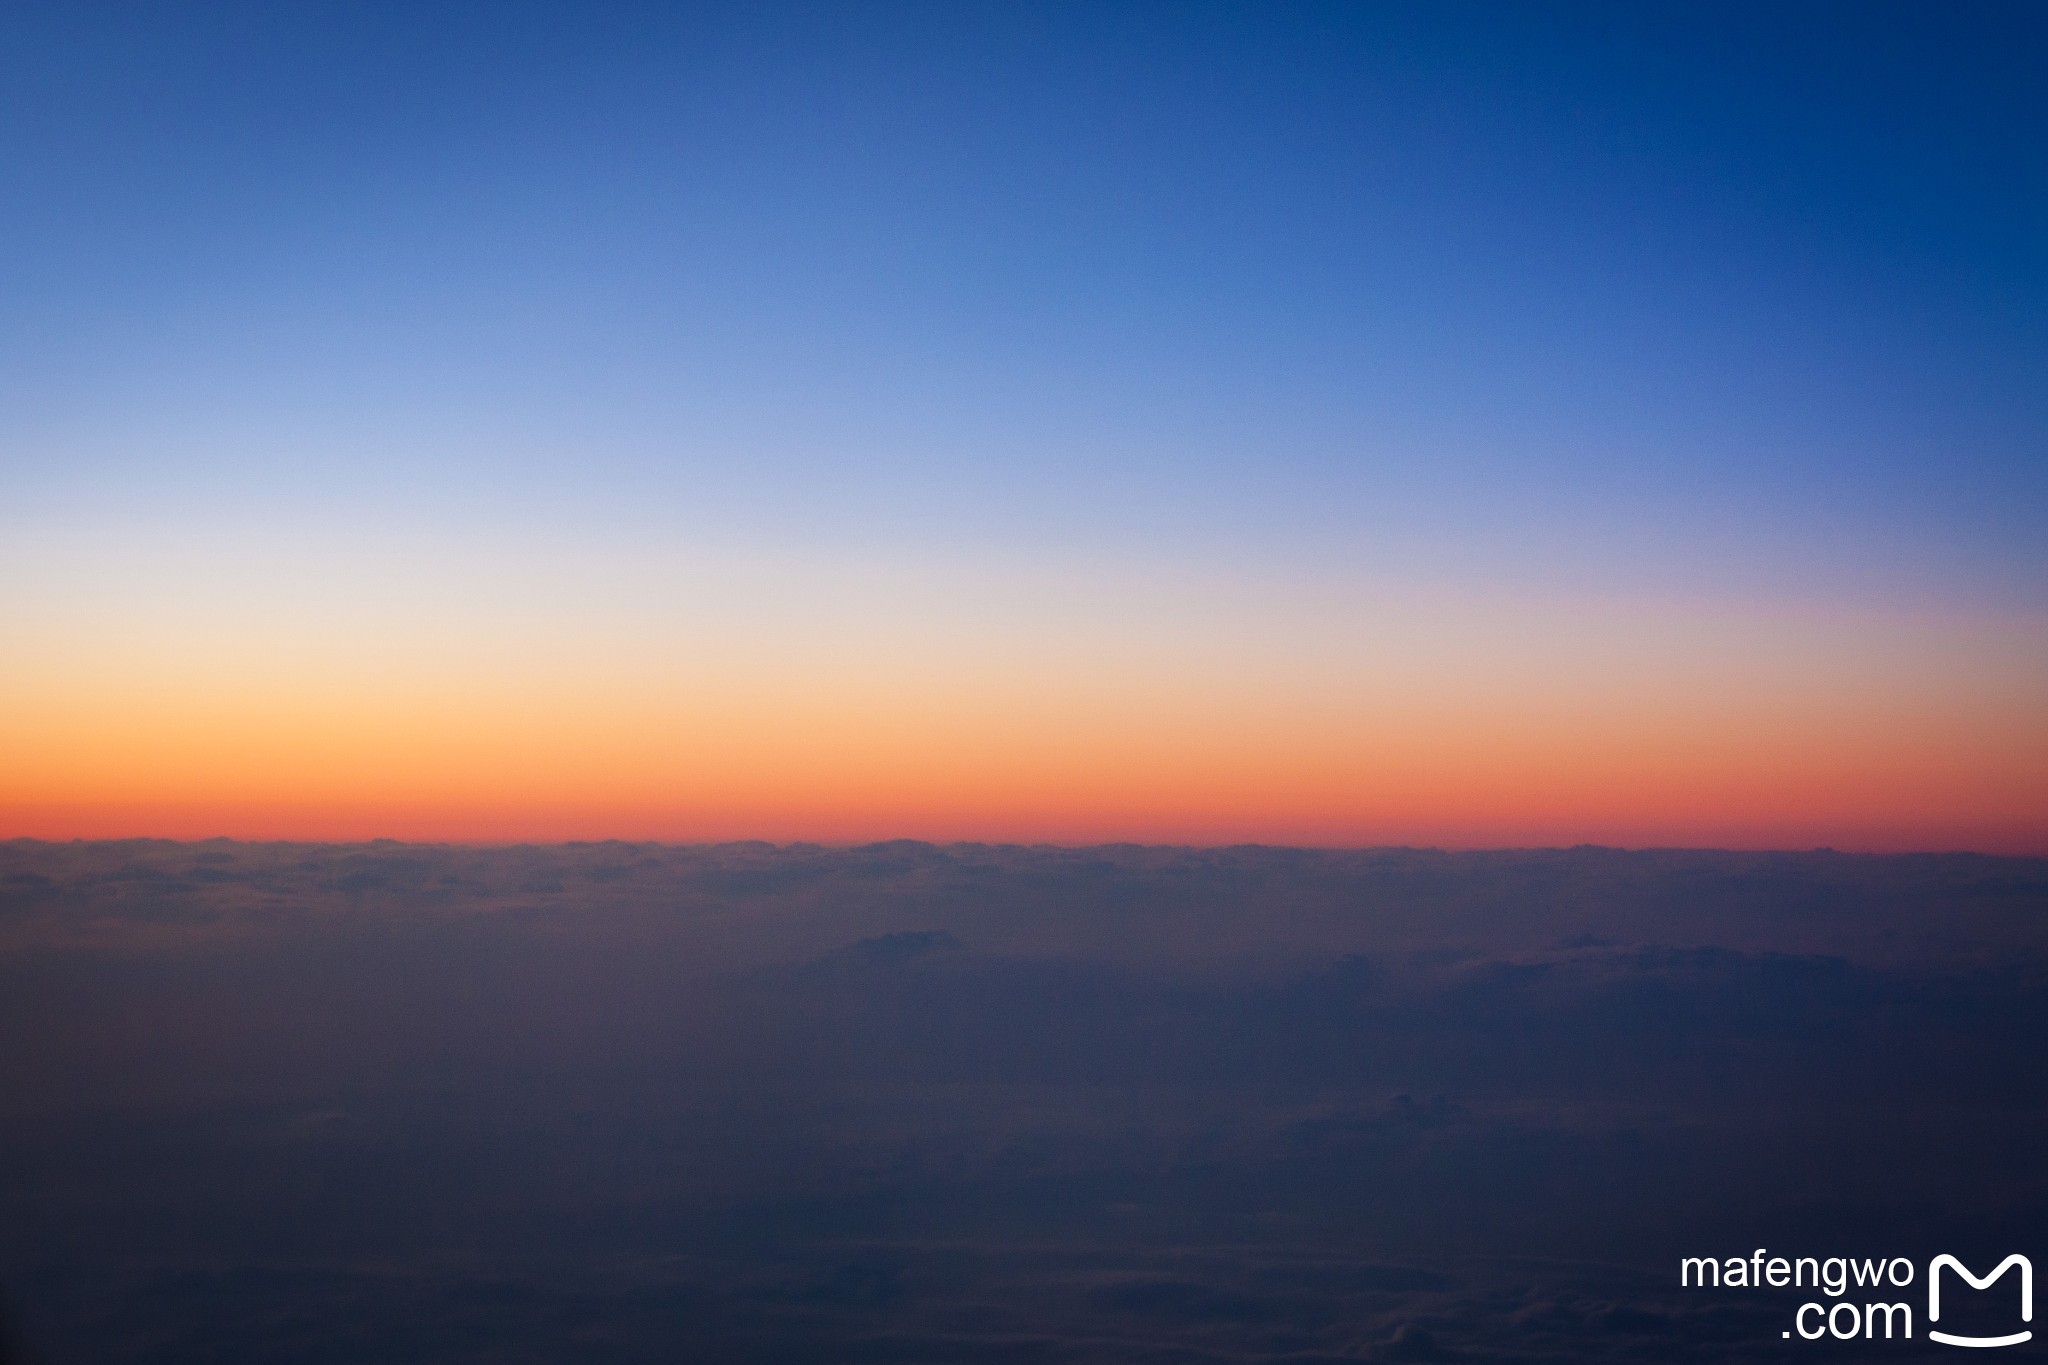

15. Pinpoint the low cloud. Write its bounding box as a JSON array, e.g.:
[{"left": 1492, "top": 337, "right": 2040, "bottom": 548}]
[{"left": 0, "top": 841, "right": 2042, "bottom": 1361}]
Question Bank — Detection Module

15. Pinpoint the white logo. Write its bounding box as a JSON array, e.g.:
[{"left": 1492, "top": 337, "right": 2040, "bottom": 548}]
[{"left": 1929, "top": 1254, "right": 2032, "bottom": 1349}]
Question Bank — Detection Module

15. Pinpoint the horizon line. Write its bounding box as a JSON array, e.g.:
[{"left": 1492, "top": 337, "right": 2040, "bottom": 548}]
[{"left": 4, "top": 834, "right": 2039, "bottom": 860}]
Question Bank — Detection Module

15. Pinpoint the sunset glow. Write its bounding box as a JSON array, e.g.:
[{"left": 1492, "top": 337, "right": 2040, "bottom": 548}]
[
  {"left": 5, "top": 535, "right": 2041, "bottom": 849},
  {"left": 5, "top": 4, "right": 2044, "bottom": 851}
]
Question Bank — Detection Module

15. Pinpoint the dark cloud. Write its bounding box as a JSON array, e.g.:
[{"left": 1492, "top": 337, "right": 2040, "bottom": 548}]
[{"left": 0, "top": 841, "right": 2042, "bottom": 1362}]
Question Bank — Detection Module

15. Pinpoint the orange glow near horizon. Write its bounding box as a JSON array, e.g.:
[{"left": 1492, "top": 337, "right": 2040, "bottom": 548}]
[
  {"left": 5, "top": 538, "right": 2044, "bottom": 853},
  {"left": 6, "top": 667, "right": 2042, "bottom": 852}
]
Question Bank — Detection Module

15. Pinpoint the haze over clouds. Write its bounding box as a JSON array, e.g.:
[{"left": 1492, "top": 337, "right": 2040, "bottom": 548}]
[{"left": 4, "top": 840, "right": 2046, "bottom": 1361}]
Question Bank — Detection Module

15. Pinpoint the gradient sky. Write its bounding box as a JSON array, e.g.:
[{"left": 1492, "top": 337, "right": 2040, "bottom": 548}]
[{"left": 3, "top": 1, "right": 2044, "bottom": 849}]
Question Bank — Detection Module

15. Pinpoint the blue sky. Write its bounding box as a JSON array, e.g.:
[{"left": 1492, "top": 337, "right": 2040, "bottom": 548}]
[{"left": 5, "top": 1, "right": 2041, "bottom": 607}]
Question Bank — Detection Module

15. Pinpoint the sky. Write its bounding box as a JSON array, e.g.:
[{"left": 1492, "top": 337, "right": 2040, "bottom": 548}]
[{"left": 2, "top": 0, "right": 2044, "bottom": 849}]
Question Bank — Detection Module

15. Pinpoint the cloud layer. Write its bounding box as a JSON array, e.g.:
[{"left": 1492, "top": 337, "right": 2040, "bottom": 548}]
[{"left": 2, "top": 841, "right": 2044, "bottom": 1360}]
